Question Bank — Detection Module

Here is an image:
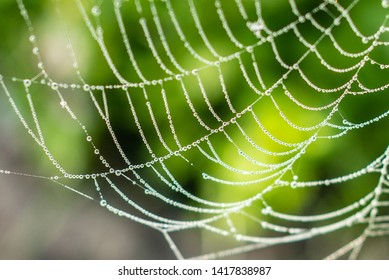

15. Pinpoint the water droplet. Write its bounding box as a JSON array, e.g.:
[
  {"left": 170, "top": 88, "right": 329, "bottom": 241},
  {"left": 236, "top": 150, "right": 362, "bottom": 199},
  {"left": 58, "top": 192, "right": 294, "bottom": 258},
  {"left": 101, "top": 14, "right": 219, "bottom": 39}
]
[
  {"left": 83, "top": 84, "right": 90, "bottom": 91},
  {"left": 20, "top": 9, "right": 27, "bottom": 17},
  {"left": 262, "top": 206, "right": 271, "bottom": 215},
  {"left": 29, "top": 35, "right": 36, "bottom": 43},
  {"left": 100, "top": 200, "right": 107, "bottom": 207},
  {"left": 115, "top": 0, "right": 122, "bottom": 8},
  {"left": 51, "top": 82, "right": 58, "bottom": 90},
  {"left": 96, "top": 27, "right": 103, "bottom": 37},
  {"left": 23, "top": 79, "right": 31, "bottom": 87},
  {"left": 382, "top": 0, "right": 389, "bottom": 8},
  {"left": 32, "top": 47, "right": 39, "bottom": 55},
  {"left": 91, "top": 5, "right": 101, "bottom": 16},
  {"left": 86, "top": 136, "right": 92, "bottom": 142},
  {"left": 248, "top": 20, "right": 264, "bottom": 34}
]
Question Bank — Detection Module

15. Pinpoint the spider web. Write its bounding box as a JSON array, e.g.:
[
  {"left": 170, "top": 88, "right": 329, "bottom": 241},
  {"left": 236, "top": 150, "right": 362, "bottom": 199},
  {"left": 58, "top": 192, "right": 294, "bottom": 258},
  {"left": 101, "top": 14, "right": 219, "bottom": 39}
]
[{"left": 0, "top": 0, "right": 389, "bottom": 259}]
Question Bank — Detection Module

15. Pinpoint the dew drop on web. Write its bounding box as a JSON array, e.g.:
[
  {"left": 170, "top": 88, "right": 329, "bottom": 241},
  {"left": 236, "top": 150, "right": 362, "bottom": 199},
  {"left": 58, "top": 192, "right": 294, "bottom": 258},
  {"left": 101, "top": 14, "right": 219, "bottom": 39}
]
[
  {"left": 23, "top": 79, "right": 31, "bottom": 87},
  {"left": 91, "top": 5, "right": 101, "bottom": 17},
  {"left": 29, "top": 35, "right": 36, "bottom": 43}
]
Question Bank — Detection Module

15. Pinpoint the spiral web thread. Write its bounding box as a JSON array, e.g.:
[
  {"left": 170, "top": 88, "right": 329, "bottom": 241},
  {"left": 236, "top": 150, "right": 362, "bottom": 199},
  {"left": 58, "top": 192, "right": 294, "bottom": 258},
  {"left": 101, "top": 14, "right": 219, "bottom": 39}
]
[{"left": 0, "top": 0, "right": 389, "bottom": 259}]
